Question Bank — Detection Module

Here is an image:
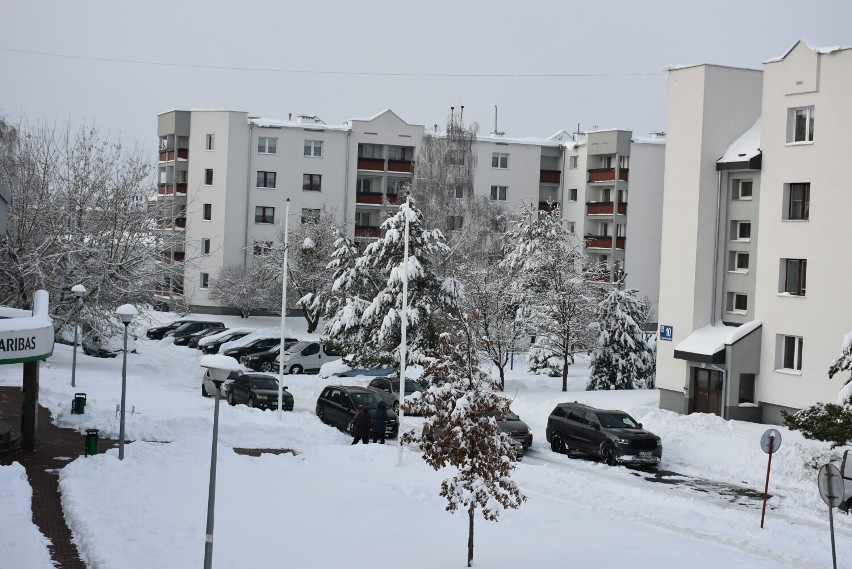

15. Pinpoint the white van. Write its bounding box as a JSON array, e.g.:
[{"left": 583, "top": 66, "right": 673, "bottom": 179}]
[{"left": 275, "top": 341, "right": 342, "bottom": 374}]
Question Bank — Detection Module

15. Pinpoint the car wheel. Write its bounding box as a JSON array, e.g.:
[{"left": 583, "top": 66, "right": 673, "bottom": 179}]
[
  {"left": 227, "top": 391, "right": 235, "bottom": 406},
  {"left": 290, "top": 365, "right": 303, "bottom": 375},
  {"left": 247, "top": 396, "right": 255, "bottom": 408},
  {"left": 317, "top": 407, "right": 326, "bottom": 423},
  {"left": 393, "top": 400, "right": 399, "bottom": 414},
  {"left": 261, "top": 361, "right": 272, "bottom": 372},
  {"left": 601, "top": 442, "right": 617, "bottom": 466},
  {"left": 550, "top": 432, "right": 565, "bottom": 454},
  {"left": 347, "top": 419, "right": 355, "bottom": 435},
  {"left": 202, "top": 385, "right": 210, "bottom": 398}
]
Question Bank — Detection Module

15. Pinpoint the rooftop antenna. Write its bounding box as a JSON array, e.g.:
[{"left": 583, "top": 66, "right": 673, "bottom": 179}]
[
  {"left": 460, "top": 105, "right": 464, "bottom": 123},
  {"left": 491, "top": 105, "right": 505, "bottom": 136}
]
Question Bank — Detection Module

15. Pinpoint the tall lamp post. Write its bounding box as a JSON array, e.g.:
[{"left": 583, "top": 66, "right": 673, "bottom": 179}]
[
  {"left": 200, "top": 354, "right": 241, "bottom": 569},
  {"left": 70, "top": 284, "right": 86, "bottom": 388},
  {"left": 115, "top": 304, "right": 137, "bottom": 460},
  {"left": 278, "top": 198, "right": 291, "bottom": 418}
]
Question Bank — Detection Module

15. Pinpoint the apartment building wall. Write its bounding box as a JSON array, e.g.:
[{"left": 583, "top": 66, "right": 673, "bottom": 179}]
[{"left": 473, "top": 138, "right": 548, "bottom": 208}]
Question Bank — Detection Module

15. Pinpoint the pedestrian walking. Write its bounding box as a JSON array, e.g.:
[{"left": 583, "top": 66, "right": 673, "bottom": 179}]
[
  {"left": 351, "top": 404, "right": 371, "bottom": 445},
  {"left": 372, "top": 400, "right": 388, "bottom": 444}
]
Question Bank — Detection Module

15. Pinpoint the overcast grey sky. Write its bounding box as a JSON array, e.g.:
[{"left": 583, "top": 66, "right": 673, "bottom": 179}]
[{"left": 2, "top": 0, "right": 850, "bottom": 153}]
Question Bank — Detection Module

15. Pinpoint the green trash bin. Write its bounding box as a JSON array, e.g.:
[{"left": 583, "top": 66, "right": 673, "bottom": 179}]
[
  {"left": 84, "top": 428, "right": 99, "bottom": 456},
  {"left": 72, "top": 393, "right": 87, "bottom": 415}
]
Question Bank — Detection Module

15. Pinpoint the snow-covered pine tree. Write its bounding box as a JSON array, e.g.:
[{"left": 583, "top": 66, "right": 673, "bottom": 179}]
[
  {"left": 503, "top": 202, "right": 597, "bottom": 391},
  {"left": 587, "top": 288, "right": 654, "bottom": 390},
  {"left": 401, "top": 300, "right": 524, "bottom": 567}
]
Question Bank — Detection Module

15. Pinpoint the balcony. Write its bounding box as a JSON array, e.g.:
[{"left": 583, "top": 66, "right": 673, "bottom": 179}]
[
  {"left": 586, "top": 201, "right": 627, "bottom": 216},
  {"left": 355, "top": 225, "right": 380, "bottom": 238},
  {"left": 154, "top": 285, "right": 184, "bottom": 298},
  {"left": 587, "top": 168, "right": 629, "bottom": 183},
  {"left": 539, "top": 169, "right": 561, "bottom": 184},
  {"left": 158, "top": 148, "right": 189, "bottom": 162},
  {"left": 156, "top": 217, "right": 186, "bottom": 231},
  {"left": 386, "top": 193, "right": 401, "bottom": 205},
  {"left": 387, "top": 159, "right": 414, "bottom": 173},
  {"left": 584, "top": 235, "right": 625, "bottom": 250},
  {"left": 356, "top": 192, "right": 384, "bottom": 205},
  {"left": 538, "top": 201, "right": 559, "bottom": 212},
  {"left": 157, "top": 182, "right": 188, "bottom": 196},
  {"left": 156, "top": 252, "right": 186, "bottom": 264},
  {"left": 357, "top": 157, "right": 385, "bottom": 171}
]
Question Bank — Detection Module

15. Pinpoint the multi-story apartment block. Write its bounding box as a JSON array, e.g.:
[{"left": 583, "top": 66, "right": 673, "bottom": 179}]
[
  {"left": 156, "top": 109, "right": 666, "bottom": 319},
  {"left": 657, "top": 41, "right": 852, "bottom": 424}
]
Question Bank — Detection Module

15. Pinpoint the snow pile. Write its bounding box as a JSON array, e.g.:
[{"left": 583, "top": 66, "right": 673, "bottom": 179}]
[{"left": 0, "top": 463, "right": 53, "bottom": 568}]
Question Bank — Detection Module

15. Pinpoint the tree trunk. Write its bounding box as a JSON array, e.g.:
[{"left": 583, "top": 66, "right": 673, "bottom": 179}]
[
  {"left": 498, "top": 365, "right": 505, "bottom": 391},
  {"left": 305, "top": 309, "right": 319, "bottom": 334},
  {"left": 467, "top": 504, "right": 475, "bottom": 567},
  {"left": 562, "top": 354, "right": 569, "bottom": 392}
]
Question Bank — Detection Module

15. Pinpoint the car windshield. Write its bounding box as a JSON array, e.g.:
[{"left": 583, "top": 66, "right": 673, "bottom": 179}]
[
  {"left": 505, "top": 411, "right": 520, "bottom": 422},
  {"left": 350, "top": 391, "right": 378, "bottom": 409},
  {"left": 598, "top": 413, "right": 640, "bottom": 429},
  {"left": 222, "top": 333, "right": 247, "bottom": 343},
  {"left": 173, "top": 322, "right": 197, "bottom": 332},
  {"left": 251, "top": 377, "right": 279, "bottom": 390},
  {"left": 168, "top": 321, "right": 186, "bottom": 330},
  {"left": 389, "top": 379, "right": 422, "bottom": 394},
  {"left": 286, "top": 341, "right": 310, "bottom": 354}
]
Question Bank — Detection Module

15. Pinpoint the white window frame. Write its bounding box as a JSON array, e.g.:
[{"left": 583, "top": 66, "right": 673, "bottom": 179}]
[
  {"left": 302, "top": 173, "right": 322, "bottom": 192},
  {"left": 726, "top": 292, "right": 748, "bottom": 314},
  {"left": 780, "top": 258, "right": 807, "bottom": 296},
  {"left": 257, "top": 136, "right": 278, "bottom": 155},
  {"left": 787, "top": 106, "right": 815, "bottom": 144},
  {"left": 202, "top": 203, "right": 212, "bottom": 221},
  {"left": 783, "top": 183, "right": 810, "bottom": 221},
  {"left": 734, "top": 180, "right": 753, "bottom": 200},
  {"left": 778, "top": 335, "right": 804, "bottom": 372},
  {"left": 200, "top": 273, "right": 209, "bottom": 289},
  {"left": 205, "top": 134, "right": 214, "bottom": 151},
  {"left": 728, "top": 251, "right": 749, "bottom": 273},
  {"left": 304, "top": 140, "right": 323, "bottom": 157},
  {"left": 204, "top": 169, "right": 213, "bottom": 186},
  {"left": 491, "top": 152, "right": 509, "bottom": 169},
  {"left": 569, "top": 155, "right": 579, "bottom": 169},
  {"left": 732, "top": 220, "right": 751, "bottom": 241},
  {"left": 567, "top": 221, "right": 576, "bottom": 233},
  {"left": 355, "top": 211, "right": 372, "bottom": 227},
  {"left": 490, "top": 185, "right": 507, "bottom": 201},
  {"left": 568, "top": 188, "right": 578, "bottom": 202},
  {"left": 201, "top": 238, "right": 211, "bottom": 255}
]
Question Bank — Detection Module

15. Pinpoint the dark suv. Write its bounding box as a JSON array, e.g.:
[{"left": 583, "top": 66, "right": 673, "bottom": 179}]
[
  {"left": 170, "top": 321, "right": 225, "bottom": 345},
  {"left": 546, "top": 402, "right": 662, "bottom": 468},
  {"left": 146, "top": 319, "right": 197, "bottom": 340},
  {"left": 315, "top": 385, "right": 399, "bottom": 439}
]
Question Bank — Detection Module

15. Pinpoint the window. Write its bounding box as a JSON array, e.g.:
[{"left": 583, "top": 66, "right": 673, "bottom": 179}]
[
  {"left": 491, "top": 152, "right": 509, "bottom": 169},
  {"left": 255, "top": 206, "right": 275, "bottom": 224},
  {"left": 726, "top": 292, "right": 748, "bottom": 313},
  {"left": 205, "top": 134, "right": 214, "bottom": 151},
  {"left": 454, "top": 185, "right": 464, "bottom": 199},
  {"left": 733, "top": 180, "right": 753, "bottom": 200},
  {"left": 616, "top": 224, "right": 626, "bottom": 237},
  {"left": 387, "top": 178, "right": 407, "bottom": 196},
  {"left": 258, "top": 137, "right": 277, "bottom": 154},
  {"left": 616, "top": 189, "right": 627, "bottom": 204},
  {"left": 388, "top": 146, "right": 411, "bottom": 161},
  {"left": 784, "top": 183, "right": 810, "bottom": 220},
  {"left": 567, "top": 221, "right": 576, "bottom": 233},
  {"left": 731, "top": 221, "right": 751, "bottom": 241},
  {"left": 601, "top": 188, "right": 611, "bottom": 202},
  {"left": 779, "top": 335, "right": 803, "bottom": 371},
  {"left": 446, "top": 149, "right": 465, "bottom": 166},
  {"left": 490, "top": 185, "right": 507, "bottom": 201},
  {"left": 448, "top": 215, "right": 464, "bottom": 230},
  {"left": 204, "top": 169, "right": 213, "bottom": 185},
  {"left": 301, "top": 208, "right": 320, "bottom": 224},
  {"left": 787, "top": 106, "right": 815, "bottom": 143},
  {"left": 253, "top": 240, "right": 272, "bottom": 255},
  {"left": 738, "top": 374, "right": 755, "bottom": 404},
  {"left": 358, "top": 144, "right": 378, "bottom": 159},
  {"left": 728, "top": 251, "right": 749, "bottom": 272},
  {"left": 304, "top": 140, "right": 323, "bottom": 157},
  {"left": 256, "top": 171, "right": 276, "bottom": 189},
  {"left": 302, "top": 174, "right": 322, "bottom": 192},
  {"left": 568, "top": 188, "right": 578, "bottom": 202},
  {"left": 601, "top": 156, "right": 613, "bottom": 168},
  {"left": 569, "top": 155, "right": 578, "bottom": 169},
  {"left": 618, "top": 155, "right": 629, "bottom": 169},
  {"left": 201, "top": 238, "right": 211, "bottom": 255},
  {"left": 177, "top": 136, "right": 189, "bottom": 148},
  {"left": 202, "top": 204, "right": 212, "bottom": 220},
  {"left": 357, "top": 178, "right": 373, "bottom": 193},
  {"left": 200, "top": 273, "right": 209, "bottom": 289},
  {"left": 781, "top": 258, "right": 807, "bottom": 296},
  {"left": 355, "top": 211, "right": 372, "bottom": 227}
]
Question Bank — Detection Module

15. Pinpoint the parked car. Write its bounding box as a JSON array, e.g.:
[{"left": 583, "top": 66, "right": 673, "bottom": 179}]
[
  {"left": 226, "top": 373, "right": 294, "bottom": 411},
  {"left": 200, "top": 331, "right": 252, "bottom": 354},
  {"left": 243, "top": 339, "right": 300, "bottom": 372},
  {"left": 146, "top": 319, "right": 200, "bottom": 340},
  {"left": 366, "top": 376, "right": 423, "bottom": 414},
  {"left": 170, "top": 321, "right": 225, "bottom": 345},
  {"left": 187, "top": 327, "right": 227, "bottom": 349},
  {"left": 838, "top": 450, "right": 852, "bottom": 512},
  {"left": 545, "top": 402, "right": 662, "bottom": 468},
  {"left": 222, "top": 337, "right": 288, "bottom": 364},
  {"left": 201, "top": 369, "right": 241, "bottom": 397},
  {"left": 315, "top": 385, "right": 399, "bottom": 438},
  {"left": 276, "top": 341, "right": 342, "bottom": 374},
  {"left": 332, "top": 366, "right": 396, "bottom": 378},
  {"left": 422, "top": 409, "right": 532, "bottom": 460},
  {"left": 82, "top": 331, "right": 138, "bottom": 358}
]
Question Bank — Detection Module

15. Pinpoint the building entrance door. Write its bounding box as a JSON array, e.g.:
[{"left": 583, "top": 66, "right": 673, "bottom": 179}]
[{"left": 693, "top": 368, "right": 723, "bottom": 416}]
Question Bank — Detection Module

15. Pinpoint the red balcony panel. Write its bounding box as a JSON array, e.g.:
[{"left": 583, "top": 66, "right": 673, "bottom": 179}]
[
  {"left": 539, "top": 169, "right": 561, "bottom": 184},
  {"left": 158, "top": 184, "right": 173, "bottom": 195},
  {"left": 358, "top": 158, "right": 385, "bottom": 171},
  {"left": 618, "top": 202, "right": 627, "bottom": 215},
  {"left": 586, "top": 202, "right": 628, "bottom": 215},
  {"left": 174, "top": 252, "right": 185, "bottom": 262},
  {"left": 175, "top": 217, "right": 186, "bottom": 228},
  {"left": 387, "top": 159, "right": 413, "bottom": 173},
  {"left": 386, "top": 194, "right": 401, "bottom": 205},
  {"left": 158, "top": 150, "right": 176, "bottom": 161},
  {"left": 176, "top": 183, "right": 187, "bottom": 194},
  {"left": 176, "top": 148, "right": 189, "bottom": 159},
  {"left": 538, "top": 201, "right": 559, "bottom": 212},
  {"left": 355, "top": 226, "right": 380, "bottom": 237},
  {"left": 584, "top": 235, "right": 625, "bottom": 250},
  {"left": 356, "top": 193, "right": 383, "bottom": 205},
  {"left": 587, "top": 168, "right": 629, "bottom": 183}
]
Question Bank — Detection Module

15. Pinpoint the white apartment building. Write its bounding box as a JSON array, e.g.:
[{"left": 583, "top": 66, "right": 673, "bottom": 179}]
[
  {"left": 657, "top": 41, "right": 852, "bottom": 424},
  {"left": 156, "top": 109, "right": 666, "bottom": 319}
]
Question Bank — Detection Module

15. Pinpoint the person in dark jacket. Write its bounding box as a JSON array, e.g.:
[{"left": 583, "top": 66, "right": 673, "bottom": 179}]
[
  {"left": 372, "top": 400, "right": 388, "bottom": 444},
  {"left": 351, "top": 404, "right": 372, "bottom": 445}
]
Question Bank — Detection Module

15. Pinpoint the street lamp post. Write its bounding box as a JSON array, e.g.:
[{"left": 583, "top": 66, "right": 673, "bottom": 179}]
[
  {"left": 70, "top": 284, "right": 86, "bottom": 388},
  {"left": 115, "top": 304, "right": 137, "bottom": 460},
  {"left": 278, "top": 197, "right": 291, "bottom": 418},
  {"left": 200, "top": 354, "right": 242, "bottom": 569}
]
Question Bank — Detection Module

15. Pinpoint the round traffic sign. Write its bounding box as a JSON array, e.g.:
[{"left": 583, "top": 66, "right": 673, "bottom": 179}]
[
  {"left": 818, "top": 464, "right": 845, "bottom": 508},
  {"left": 760, "top": 429, "right": 782, "bottom": 454}
]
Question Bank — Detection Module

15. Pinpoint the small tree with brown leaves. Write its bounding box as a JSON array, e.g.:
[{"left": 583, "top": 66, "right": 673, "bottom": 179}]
[{"left": 402, "top": 300, "right": 525, "bottom": 567}]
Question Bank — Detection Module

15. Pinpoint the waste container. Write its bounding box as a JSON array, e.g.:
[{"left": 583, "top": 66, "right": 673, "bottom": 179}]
[
  {"left": 84, "top": 428, "right": 99, "bottom": 456},
  {"left": 72, "top": 393, "right": 87, "bottom": 415}
]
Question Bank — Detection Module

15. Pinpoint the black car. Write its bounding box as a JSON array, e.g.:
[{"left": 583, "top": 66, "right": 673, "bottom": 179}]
[
  {"left": 545, "top": 402, "right": 662, "bottom": 468},
  {"left": 423, "top": 409, "right": 532, "bottom": 460},
  {"left": 187, "top": 327, "right": 227, "bottom": 349},
  {"left": 222, "top": 337, "right": 286, "bottom": 364},
  {"left": 200, "top": 331, "right": 252, "bottom": 354},
  {"left": 316, "top": 385, "right": 399, "bottom": 439},
  {"left": 226, "top": 373, "right": 294, "bottom": 411},
  {"left": 366, "top": 376, "right": 423, "bottom": 414},
  {"left": 243, "top": 339, "right": 300, "bottom": 372},
  {"left": 146, "top": 319, "right": 199, "bottom": 340},
  {"left": 171, "top": 321, "right": 225, "bottom": 345}
]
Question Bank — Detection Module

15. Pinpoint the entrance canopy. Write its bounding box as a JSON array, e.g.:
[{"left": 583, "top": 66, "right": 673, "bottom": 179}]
[
  {"left": 674, "top": 320, "right": 761, "bottom": 364},
  {"left": 0, "top": 290, "right": 55, "bottom": 364}
]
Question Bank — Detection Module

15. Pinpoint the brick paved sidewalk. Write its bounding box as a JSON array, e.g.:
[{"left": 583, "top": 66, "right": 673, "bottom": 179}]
[{"left": 0, "top": 386, "right": 117, "bottom": 569}]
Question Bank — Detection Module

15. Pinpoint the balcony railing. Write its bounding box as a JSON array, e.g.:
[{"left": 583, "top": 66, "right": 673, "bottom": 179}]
[
  {"left": 154, "top": 285, "right": 184, "bottom": 298},
  {"left": 157, "top": 252, "right": 186, "bottom": 263},
  {"left": 586, "top": 201, "right": 627, "bottom": 215},
  {"left": 587, "top": 168, "right": 629, "bottom": 183},
  {"left": 357, "top": 157, "right": 385, "bottom": 171},
  {"left": 538, "top": 201, "right": 559, "bottom": 212},
  {"left": 156, "top": 217, "right": 186, "bottom": 230},
  {"left": 387, "top": 159, "right": 414, "bottom": 173},
  {"left": 355, "top": 225, "right": 380, "bottom": 238},
  {"left": 584, "top": 235, "right": 625, "bottom": 250},
  {"left": 539, "top": 169, "right": 561, "bottom": 184},
  {"left": 157, "top": 182, "right": 188, "bottom": 196},
  {"left": 356, "top": 192, "right": 384, "bottom": 205},
  {"left": 158, "top": 148, "right": 189, "bottom": 162}
]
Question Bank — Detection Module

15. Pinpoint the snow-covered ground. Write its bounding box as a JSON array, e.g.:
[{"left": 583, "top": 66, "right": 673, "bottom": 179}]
[{"left": 1, "top": 313, "right": 850, "bottom": 568}]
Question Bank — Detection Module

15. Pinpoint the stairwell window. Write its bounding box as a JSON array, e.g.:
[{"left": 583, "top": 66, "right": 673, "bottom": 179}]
[
  {"left": 728, "top": 251, "right": 749, "bottom": 272},
  {"left": 491, "top": 152, "right": 509, "bottom": 169},
  {"left": 200, "top": 273, "right": 209, "bottom": 289},
  {"left": 204, "top": 169, "right": 213, "bottom": 186},
  {"left": 783, "top": 183, "right": 810, "bottom": 220},
  {"left": 780, "top": 258, "right": 807, "bottom": 296},
  {"left": 569, "top": 155, "right": 579, "bottom": 169},
  {"left": 778, "top": 335, "right": 803, "bottom": 372},
  {"left": 787, "top": 106, "right": 815, "bottom": 143},
  {"left": 568, "top": 188, "right": 578, "bottom": 202},
  {"left": 202, "top": 204, "right": 212, "bottom": 221},
  {"left": 726, "top": 292, "right": 748, "bottom": 313},
  {"left": 205, "top": 134, "right": 214, "bottom": 151},
  {"left": 731, "top": 220, "right": 751, "bottom": 241},
  {"left": 733, "top": 180, "right": 753, "bottom": 200},
  {"left": 258, "top": 137, "right": 277, "bottom": 154},
  {"left": 201, "top": 238, "right": 211, "bottom": 255}
]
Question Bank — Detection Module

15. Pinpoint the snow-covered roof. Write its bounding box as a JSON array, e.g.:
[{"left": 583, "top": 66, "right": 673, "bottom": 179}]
[
  {"left": 718, "top": 118, "right": 761, "bottom": 168},
  {"left": 674, "top": 321, "right": 762, "bottom": 362},
  {"left": 764, "top": 39, "right": 852, "bottom": 64},
  {"left": 663, "top": 63, "right": 761, "bottom": 73},
  {"left": 476, "top": 134, "right": 562, "bottom": 147},
  {"left": 249, "top": 118, "right": 350, "bottom": 132},
  {"left": 632, "top": 135, "right": 667, "bottom": 145}
]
